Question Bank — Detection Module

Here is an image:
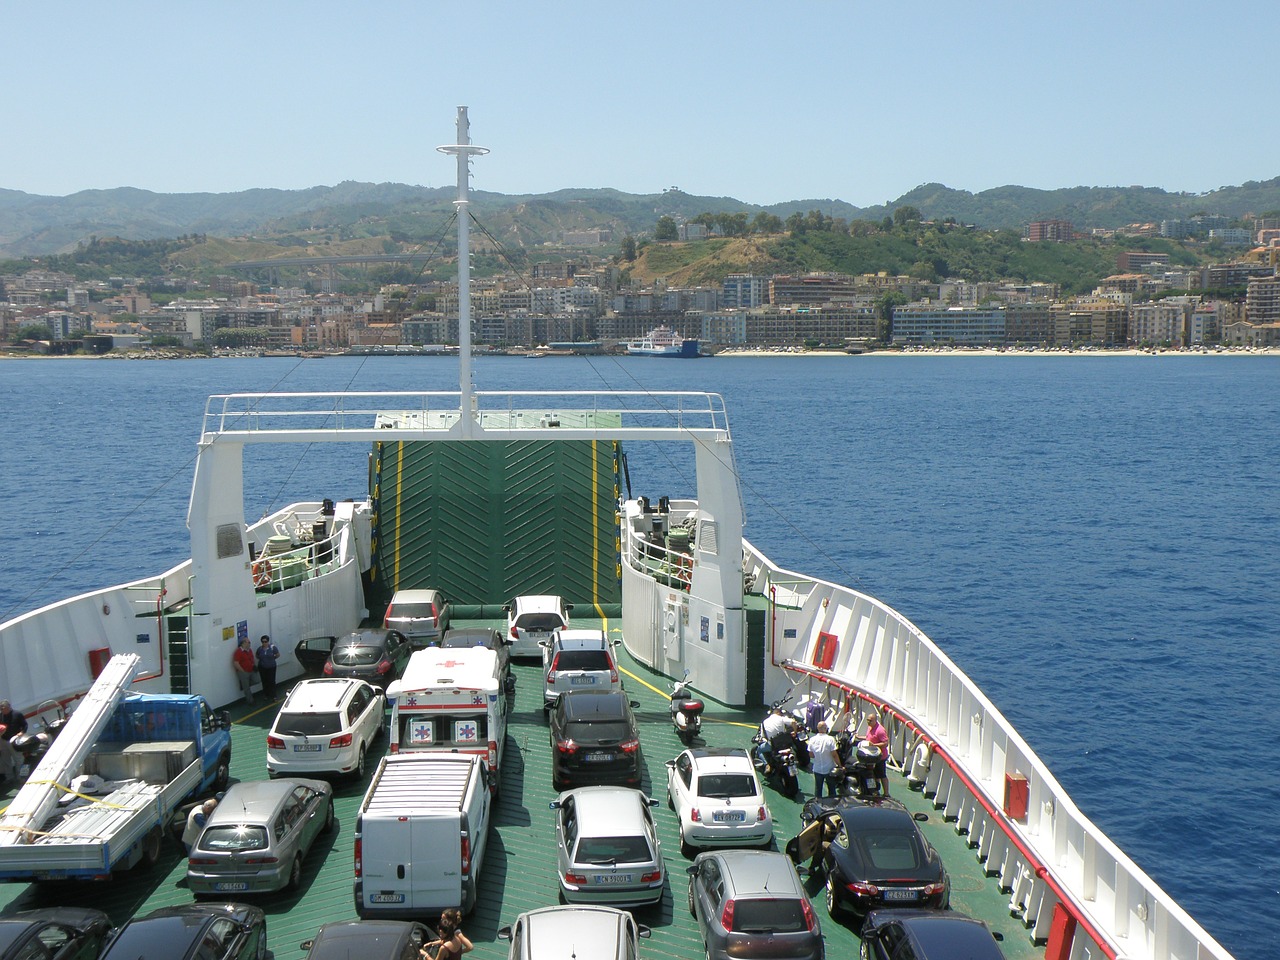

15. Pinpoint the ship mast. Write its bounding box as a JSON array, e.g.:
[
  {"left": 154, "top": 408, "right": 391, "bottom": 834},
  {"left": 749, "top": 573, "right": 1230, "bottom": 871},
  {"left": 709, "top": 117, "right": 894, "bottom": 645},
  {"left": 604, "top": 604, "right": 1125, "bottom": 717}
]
[{"left": 438, "top": 106, "right": 489, "bottom": 437}]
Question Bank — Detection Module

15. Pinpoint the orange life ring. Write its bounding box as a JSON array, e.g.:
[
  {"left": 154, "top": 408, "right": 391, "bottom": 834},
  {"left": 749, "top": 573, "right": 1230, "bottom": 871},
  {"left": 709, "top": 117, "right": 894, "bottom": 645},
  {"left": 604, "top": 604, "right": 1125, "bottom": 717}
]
[{"left": 252, "top": 559, "right": 273, "bottom": 588}]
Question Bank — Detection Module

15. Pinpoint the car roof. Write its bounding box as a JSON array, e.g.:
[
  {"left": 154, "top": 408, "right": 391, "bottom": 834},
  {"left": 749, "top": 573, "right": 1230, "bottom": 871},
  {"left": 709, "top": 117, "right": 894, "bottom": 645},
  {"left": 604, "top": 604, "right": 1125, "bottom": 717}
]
[
  {"left": 686, "top": 747, "right": 754, "bottom": 771},
  {"left": 559, "top": 690, "right": 632, "bottom": 720},
  {"left": 206, "top": 778, "right": 325, "bottom": 823},
  {"left": 388, "top": 589, "right": 443, "bottom": 603},
  {"left": 308, "top": 921, "right": 433, "bottom": 960},
  {"left": 441, "top": 627, "right": 501, "bottom": 645},
  {"left": 563, "top": 786, "right": 650, "bottom": 832},
  {"left": 838, "top": 800, "right": 917, "bottom": 830},
  {"left": 708, "top": 850, "right": 806, "bottom": 898},
  {"left": 280, "top": 678, "right": 366, "bottom": 712},
  {"left": 867, "top": 911, "right": 1001, "bottom": 959},
  {"left": 551, "top": 629, "right": 608, "bottom": 648},
  {"left": 106, "top": 905, "right": 261, "bottom": 960},
  {"left": 519, "top": 906, "right": 627, "bottom": 952},
  {"left": 337, "top": 628, "right": 395, "bottom": 646},
  {"left": 511, "top": 594, "right": 567, "bottom": 612}
]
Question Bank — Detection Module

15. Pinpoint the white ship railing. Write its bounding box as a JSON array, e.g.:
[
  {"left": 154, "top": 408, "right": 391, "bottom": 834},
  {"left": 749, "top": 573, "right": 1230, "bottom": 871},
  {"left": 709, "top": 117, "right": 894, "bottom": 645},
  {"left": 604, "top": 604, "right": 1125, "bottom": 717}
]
[
  {"left": 201, "top": 390, "right": 731, "bottom": 440},
  {"left": 743, "top": 543, "right": 1233, "bottom": 960}
]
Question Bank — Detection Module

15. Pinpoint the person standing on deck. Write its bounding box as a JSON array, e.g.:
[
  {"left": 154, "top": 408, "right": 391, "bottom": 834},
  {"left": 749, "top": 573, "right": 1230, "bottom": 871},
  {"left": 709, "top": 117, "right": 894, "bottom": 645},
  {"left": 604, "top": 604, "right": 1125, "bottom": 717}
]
[
  {"left": 807, "top": 720, "right": 841, "bottom": 798},
  {"left": 864, "top": 713, "right": 891, "bottom": 798},
  {"left": 232, "top": 638, "right": 257, "bottom": 705},
  {"left": 256, "top": 635, "right": 280, "bottom": 701},
  {"left": 0, "top": 699, "right": 26, "bottom": 783}
]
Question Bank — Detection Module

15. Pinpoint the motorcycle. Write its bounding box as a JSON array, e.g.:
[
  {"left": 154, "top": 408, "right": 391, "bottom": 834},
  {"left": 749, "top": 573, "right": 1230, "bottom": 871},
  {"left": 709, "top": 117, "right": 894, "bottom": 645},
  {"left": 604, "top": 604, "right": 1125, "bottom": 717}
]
[
  {"left": 7, "top": 700, "right": 69, "bottom": 776},
  {"left": 839, "top": 736, "right": 886, "bottom": 800},
  {"left": 751, "top": 693, "right": 803, "bottom": 797},
  {"left": 669, "top": 673, "right": 704, "bottom": 744}
]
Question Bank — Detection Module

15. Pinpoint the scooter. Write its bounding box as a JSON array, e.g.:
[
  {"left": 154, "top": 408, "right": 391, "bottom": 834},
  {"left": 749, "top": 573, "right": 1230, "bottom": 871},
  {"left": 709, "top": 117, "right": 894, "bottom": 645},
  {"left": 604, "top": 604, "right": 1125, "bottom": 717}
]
[
  {"left": 752, "top": 734, "right": 801, "bottom": 797},
  {"left": 8, "top": 700, "right": 69, "bottom": 775},
  {"left": 840, "top": 738, "right": 886, "bottom": 800},
  {"left": 669, "top": 673, "right": 704, "bottom": 744}
]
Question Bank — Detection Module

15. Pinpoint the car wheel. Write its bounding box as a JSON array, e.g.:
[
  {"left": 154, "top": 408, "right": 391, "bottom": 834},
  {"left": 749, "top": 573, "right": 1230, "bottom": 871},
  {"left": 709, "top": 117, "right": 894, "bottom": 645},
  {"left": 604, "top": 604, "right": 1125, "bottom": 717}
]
[
  {"left": 287, "top": 854, "right": 303, "bottom": 892},
  {"left": 353, "top": 745, "right": 366, "bottom": 780},
  {"left": 322, "top": 798, "right": 335, "bottom": 833},
  {"left": 825, "top": 872, "right": 846, "bottom": 920},
  {"left": 667, "top": 789, "right": 674, "bottom": 809},
  {"left": 214, "top": 752, "right": 231, "bottom": 791},
  {"left": 687, "top": 883, "right": 697, "bottom": 918},
  {"left": 680, "top": 832, "right": 695, "bottom": 860},
  {"left": 139, "top": 827, "right": 163, "bottom": 868}
]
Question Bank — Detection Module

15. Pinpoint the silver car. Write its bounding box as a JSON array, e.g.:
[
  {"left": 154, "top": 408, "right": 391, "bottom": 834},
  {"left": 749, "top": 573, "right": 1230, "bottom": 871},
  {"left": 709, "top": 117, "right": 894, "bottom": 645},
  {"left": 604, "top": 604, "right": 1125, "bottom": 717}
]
[
  {"left": 550, "top": 786, "right": 664, "bottom": 907},
  {"left": 688, "top": 849, "right": 824, "bottom": 960},
  {"left": 187, "top": 778, "right": 334, "bottom": 895},
  {"left": 498, "top": 906, "right": 650, "bottom": 960}
]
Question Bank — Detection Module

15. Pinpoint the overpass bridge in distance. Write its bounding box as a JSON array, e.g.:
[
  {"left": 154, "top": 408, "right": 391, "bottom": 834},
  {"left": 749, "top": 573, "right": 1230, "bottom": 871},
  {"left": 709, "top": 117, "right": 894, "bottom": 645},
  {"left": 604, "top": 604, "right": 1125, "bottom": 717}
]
[{"left": 227, "top": 253, "right": 448, "bottom": 288}]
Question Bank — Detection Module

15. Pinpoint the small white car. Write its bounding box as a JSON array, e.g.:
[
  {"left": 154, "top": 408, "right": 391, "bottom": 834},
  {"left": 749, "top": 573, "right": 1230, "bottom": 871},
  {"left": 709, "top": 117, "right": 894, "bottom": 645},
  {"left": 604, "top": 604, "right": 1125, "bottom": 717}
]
[
  {"left": 666, "top": 746, "right": 773, "bottom": 855},
  {"left": 504, "top": 594, "right": 572, "bottom": 658},
  {"left": 550, "top": 787, "right": 664, "bottom": 906},
  {"left": 383, "top": 588, "right": 451, "bottom": 649},
  {"left": 267, "top": 677, "right": 385, "bottom": 779},
  {"left": 540, "top": 628, "right": 621, "bottom": 708}
]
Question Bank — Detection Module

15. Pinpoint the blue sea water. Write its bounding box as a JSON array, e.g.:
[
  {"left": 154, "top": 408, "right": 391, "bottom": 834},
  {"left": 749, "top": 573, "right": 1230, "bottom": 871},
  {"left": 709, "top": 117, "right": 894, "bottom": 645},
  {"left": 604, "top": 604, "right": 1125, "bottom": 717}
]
[{"left": 0, "top": 353, "right": 1276, "bottom": 958}]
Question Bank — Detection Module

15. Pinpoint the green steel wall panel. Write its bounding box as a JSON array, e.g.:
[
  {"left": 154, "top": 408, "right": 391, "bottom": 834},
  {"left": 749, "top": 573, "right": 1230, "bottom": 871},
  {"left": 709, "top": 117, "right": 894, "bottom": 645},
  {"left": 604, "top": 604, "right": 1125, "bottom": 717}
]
[{"left": 368, "top": 439, "right": 620, "bottom": 616}]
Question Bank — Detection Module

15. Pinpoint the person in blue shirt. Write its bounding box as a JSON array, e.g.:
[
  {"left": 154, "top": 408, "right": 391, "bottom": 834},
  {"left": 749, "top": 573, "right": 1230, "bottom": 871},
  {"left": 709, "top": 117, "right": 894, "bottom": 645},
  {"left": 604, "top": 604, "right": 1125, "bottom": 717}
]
[{"left": 256, "top": 635, "right": 281, "bottom": 700}]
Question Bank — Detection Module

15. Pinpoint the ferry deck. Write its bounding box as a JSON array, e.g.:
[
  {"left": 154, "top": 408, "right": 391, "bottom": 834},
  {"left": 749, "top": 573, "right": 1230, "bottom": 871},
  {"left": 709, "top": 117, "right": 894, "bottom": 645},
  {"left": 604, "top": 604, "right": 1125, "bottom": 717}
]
[{"left": 0, "top": 615, "right": 1042, "bottom": 960}]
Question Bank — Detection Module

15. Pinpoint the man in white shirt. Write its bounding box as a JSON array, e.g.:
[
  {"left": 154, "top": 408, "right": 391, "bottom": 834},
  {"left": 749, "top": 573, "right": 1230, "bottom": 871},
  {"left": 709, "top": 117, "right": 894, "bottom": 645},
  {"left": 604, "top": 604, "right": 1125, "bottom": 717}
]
[
  {"left": 756, "top": 707, "right": 795, "bottom": 774},
  {"left": 807, "top": 720, "right": 840, "bottom": 798}
]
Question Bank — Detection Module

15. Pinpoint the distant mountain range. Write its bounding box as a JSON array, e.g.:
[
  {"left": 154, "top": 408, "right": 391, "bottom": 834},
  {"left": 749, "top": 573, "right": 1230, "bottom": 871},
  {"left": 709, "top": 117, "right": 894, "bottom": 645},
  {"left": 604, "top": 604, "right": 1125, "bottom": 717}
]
[{"left": 2, "top": 177, "right": 1279, "bottom": 259}]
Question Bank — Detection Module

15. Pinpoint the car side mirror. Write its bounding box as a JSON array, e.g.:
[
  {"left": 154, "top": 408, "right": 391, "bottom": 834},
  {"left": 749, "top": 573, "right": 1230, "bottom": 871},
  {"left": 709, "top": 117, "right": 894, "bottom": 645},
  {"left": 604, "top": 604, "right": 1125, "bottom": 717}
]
[
  {"left": 646, "top": 797, "right": 659, "bottom": 808},
  {"left": 218, "top": 711, "right": 233, "bottom": 730},
  {"left": 636, "top": 925, "right": 652, "bottom": 939},
  {"left": 549, "top": 800, "right": 563, "bottom": 809},
  {"left": 299, "top": 941, "right": 314, "bottom": 951},
  {"left": 686, "top": 865, "right": 699, "bottom": 876},
  {"left": 664, "top": 759, "right": 675, "bottom": 769},
  {"left": 795, "top": 865, "right": 809, "bottom": 877},
  {"left": 630, "top": 700, "right": 641, "bottom": 708},
  {"left": 912, "top": 812, "right": 929, "bottom": 822},
  {"left": 497, "top": 927, "right": 512, "bottom": 941}
]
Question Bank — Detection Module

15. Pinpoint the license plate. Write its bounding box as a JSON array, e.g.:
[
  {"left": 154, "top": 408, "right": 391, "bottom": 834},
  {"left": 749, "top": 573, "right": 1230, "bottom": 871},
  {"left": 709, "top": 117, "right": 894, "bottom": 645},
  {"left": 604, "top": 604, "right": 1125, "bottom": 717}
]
[
  {"left": 584, "top": 753, "right": 614, "bottom": 763},
  {"left": 713, "top": 811, "right": 745, "bottom": 823},
  {"left": 570, "top": 676, "right": 596, "bottom": 685},
  {"left": 370, "top": 893, "right": 406, "bottom": 904},
  {"left": 595, "top": 874, "right": 634, "bottom": 884},
  {"left": 293, "top": 744, "right": 322, "bottom": 752},
  {"left": 883, "top": 889, "right": 917, "bottom": 901},
  {"left": 215, "top": 882, "right": 248, "bottom": 892}
]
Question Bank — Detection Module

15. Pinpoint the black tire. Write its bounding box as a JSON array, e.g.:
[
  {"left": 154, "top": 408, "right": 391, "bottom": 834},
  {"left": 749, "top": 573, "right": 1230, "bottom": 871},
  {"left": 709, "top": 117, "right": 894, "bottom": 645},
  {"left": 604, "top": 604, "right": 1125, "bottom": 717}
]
[
  {"left": 353, "top": 745, "right": 366, "bottom": 780},
  {"left": 139, "top": 827, "right": 163, "bottom": 869},
  {"left": 687, "top": 883, "right": 697, "bottom": 918},
  {"left": 214, "top": 752, "right": 231, "bottom": 791},
  {"left": 825, "top": 872, "right": 846, "bottom": 920},
  {"left": 286, "top": 854, "right": 303, "bottom": 892},
  {"left": 322, "top": 798, "right": 335, "bottom": 834},
  {"left": 680, "top": 833, "right": 696, "bottom": 860}
]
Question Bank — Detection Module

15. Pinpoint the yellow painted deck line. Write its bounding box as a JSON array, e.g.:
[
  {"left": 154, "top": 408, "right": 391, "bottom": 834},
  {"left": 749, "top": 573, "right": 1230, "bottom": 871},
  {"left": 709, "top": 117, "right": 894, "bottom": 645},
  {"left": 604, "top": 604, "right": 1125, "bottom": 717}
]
[
  {"left": 392, "top": 441, "right": 404, "bottom": 587},
  {"left": 618, "top": 664, "right": 758, "bottom": 729}
]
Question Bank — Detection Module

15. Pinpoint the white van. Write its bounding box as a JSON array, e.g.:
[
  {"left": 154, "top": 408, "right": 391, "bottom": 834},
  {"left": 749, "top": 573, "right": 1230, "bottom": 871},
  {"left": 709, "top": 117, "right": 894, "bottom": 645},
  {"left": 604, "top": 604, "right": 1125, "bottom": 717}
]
[
  {"left": 354, "top": 753, "right": 492, "bottom": 917},
  {"left": 386, "top": 647, "right": 509, "bottom": 782}
]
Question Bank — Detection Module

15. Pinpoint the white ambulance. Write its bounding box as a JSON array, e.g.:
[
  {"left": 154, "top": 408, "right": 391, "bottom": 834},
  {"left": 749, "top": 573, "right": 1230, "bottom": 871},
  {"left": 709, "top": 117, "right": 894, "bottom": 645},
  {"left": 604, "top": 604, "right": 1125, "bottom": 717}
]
[{"left": 386, "top": 646, "right": 509, "bottom": 783}]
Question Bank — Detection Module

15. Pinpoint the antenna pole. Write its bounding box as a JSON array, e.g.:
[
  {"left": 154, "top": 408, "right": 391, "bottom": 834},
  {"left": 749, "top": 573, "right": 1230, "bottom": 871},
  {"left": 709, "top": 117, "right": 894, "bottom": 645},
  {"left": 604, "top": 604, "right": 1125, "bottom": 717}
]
[{"left": 438, "top": 106, "right": 488, "bottom": 437}]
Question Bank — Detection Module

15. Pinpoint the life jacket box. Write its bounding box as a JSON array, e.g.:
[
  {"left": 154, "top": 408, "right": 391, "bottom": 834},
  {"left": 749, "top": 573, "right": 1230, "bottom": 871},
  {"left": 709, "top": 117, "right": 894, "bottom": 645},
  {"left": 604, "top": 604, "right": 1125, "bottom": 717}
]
[{"left": 1004, "top": 772, "right": 1029, "bottom": 820}]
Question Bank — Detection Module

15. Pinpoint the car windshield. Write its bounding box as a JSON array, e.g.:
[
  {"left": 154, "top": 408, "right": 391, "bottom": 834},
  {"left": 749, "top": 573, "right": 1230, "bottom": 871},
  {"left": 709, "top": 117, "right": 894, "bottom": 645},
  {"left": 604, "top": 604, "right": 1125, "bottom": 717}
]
[
  {"left": 732, "top": 898, "right": 807, "bottom": 933},
  {"left": 575, "top": 835, "right": 653, "bottom": 864},
  {"left": 388, "top": 603, "right": 435, "bottom": 619},
  {"left": 276, "top": 712, "right": 342, "bottom": 736},
  {"left": 853, "top": 829, "right": 927, "bottom": 870},
  {"left": 563, "top": 720, "right": 630, "bottom": 742},
  {"left": 696, "top": 774, "right": 757, "bottom": 798},
  {"left": 554, "top": 651, "right": 610, "bottom": 671},
  {"left": 199, "top": 824, "right": 269, "bottom": 852},
  {"left": 332, "top": 645, "right": 382, "bottom": 665},
  {"left": 516, "top": 613, "right": 563, "bottom": 631}
]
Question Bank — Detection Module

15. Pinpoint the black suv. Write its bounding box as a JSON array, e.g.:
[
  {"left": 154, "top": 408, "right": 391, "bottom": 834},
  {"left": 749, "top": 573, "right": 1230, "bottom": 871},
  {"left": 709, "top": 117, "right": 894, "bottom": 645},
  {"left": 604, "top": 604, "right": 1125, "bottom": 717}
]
[{"left": 549, "top": 690, "right": 642, "bottom": 791}]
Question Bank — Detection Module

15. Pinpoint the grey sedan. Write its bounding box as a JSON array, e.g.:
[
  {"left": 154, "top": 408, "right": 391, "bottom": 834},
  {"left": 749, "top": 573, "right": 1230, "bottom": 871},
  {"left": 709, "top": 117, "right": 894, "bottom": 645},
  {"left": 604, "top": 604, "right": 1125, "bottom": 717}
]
[{"left": 187, "top": 778, "right": 335, "bottom": 895}]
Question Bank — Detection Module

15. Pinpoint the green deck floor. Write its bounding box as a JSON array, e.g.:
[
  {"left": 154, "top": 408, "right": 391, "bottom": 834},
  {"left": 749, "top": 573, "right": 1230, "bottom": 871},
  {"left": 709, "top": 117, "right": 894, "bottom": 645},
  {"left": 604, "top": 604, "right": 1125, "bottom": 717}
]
[{"left": 0, "top": 617, "right": 1043, "bottom": 960}]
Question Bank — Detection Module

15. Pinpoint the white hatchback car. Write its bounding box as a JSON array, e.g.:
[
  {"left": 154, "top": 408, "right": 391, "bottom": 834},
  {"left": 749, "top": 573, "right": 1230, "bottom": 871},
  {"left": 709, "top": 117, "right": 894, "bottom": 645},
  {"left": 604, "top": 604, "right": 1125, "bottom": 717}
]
[
  {"left": 666, "top": 746, "right": 773, "bottom": 855},
  {"left": 267, "top": 677, "right": 385, "bottom": 779},
  {"left": 540, "top": 629, "right": 621, "bottom": 708},
  {"left": 504, "top": 594, "right": 572, "bottom": 658}
]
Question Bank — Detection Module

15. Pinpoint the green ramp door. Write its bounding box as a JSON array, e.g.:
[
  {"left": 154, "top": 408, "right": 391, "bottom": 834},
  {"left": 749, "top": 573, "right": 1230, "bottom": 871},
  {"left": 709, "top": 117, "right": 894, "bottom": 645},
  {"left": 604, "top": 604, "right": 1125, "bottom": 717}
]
[{"left": 368, "top": 438, "right": 621, "bottom": 616}]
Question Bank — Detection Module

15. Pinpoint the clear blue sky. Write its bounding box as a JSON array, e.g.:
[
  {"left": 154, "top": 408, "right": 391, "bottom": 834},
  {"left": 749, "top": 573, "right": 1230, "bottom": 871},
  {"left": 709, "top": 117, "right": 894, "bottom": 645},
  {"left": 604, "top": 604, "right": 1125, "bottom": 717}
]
[{"left": 3, "top": 1, "right": 1273, "bottom": 207}]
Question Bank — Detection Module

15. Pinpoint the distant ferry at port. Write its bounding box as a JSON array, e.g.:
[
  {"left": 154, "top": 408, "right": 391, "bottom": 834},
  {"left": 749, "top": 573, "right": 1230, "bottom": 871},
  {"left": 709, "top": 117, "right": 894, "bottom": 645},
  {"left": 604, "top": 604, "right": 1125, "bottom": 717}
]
[{"left": 625, "top": 324, "right": 703, "bottom": 357}]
